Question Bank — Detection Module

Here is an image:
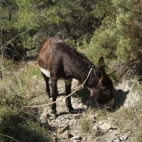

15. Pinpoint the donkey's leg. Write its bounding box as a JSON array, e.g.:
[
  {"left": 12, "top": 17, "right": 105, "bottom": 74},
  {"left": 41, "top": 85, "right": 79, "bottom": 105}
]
[
  {"left": 51, "top": 77, "right": 58, "bottom": 114},
  {"left": 41, "top": 72, "right": 51, "bottom": 97},
  {"left": 65, "top": 79, "right": 74, "bottom": 112}
]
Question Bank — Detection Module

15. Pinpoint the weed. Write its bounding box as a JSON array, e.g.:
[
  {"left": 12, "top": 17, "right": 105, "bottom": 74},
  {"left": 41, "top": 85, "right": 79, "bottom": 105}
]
[
  {"left": 79, "top": 116, "right": 92, "bottom": 133},
  {"left": 0, "top": 59, "right": 52, "bottom": 142}
]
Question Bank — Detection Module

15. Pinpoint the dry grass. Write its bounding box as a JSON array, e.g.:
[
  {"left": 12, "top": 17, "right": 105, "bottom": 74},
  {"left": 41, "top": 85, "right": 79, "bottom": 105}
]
[
  {"left": 1, "top": 57, "right": 142, "bottom": 142},
  {"left": 77, "top": 99, "right": 142, "bottom": 142},
  {"left": 79, "top": 116, "right": 92, "bottom": 133},
  {"left": 0, "top": 58, "right": 52, "bottom": 142},
  {"left": 111, "top": 103, "right": 142, "bottom": 142}
]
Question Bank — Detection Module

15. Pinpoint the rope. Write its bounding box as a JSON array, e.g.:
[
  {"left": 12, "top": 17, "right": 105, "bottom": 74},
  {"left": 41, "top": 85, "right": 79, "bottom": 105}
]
[{"left": 25, "top": 68, "right": 93, "bottom": 108}]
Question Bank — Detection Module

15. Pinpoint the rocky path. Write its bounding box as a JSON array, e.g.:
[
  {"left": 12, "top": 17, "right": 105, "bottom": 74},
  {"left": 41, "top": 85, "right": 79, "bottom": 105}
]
[
  {"left": 16, "top": 61, "right": 141, "bottom": 142},
  {"left": 1, "top": 60, "right": 141, "bottom": 141},
  {"left": 38, "top": 79, "right": 137, "bottom": 142}
]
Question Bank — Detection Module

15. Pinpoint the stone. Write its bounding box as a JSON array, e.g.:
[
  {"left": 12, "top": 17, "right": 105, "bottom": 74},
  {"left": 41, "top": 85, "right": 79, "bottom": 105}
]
[
  {"left": 88, "top": 115, "right": 96, "bottom": 120},
  {"left": 120, "top": 134, "right": 128, "bottom": 141},
  {"left": 57, "top": 129, "right": 69, "bottom": 139},
  {"left": 99, "top": 123, "right": 112, "bottom": 131},
  {"left": 57, "top": 125, "right": 70, "bottom": 134},
  {"left": 73, "top": 114, "right": 82, "bottom": 119},
  {"left": 70, "top": 136, "right": 82, "bottom": 142},
  {"left": 56, "top": 125, "right": 70, "bottom": 139},
  {"left": 69, "top": 120, "right": 75, "bottom": 126},
  {"left": 93, "top": 125, "right": 98, "bottom": 131},
  {"left": 83, "top": 105, "right": 87, "bottom": 109},
  {"left": 85, "top": 136, "right": 95, "bottom": 142},
  {"left": 77, "top": 103, "right": 83, "bottom": 108},
  {"left": 82, "top": 137, "right": 87, "bottom": 142},
  {"left": 98, "top": 120, "right": 105, "bottom": 125},
  {"left": 40, "top": 113, "right": 50, "bottom": 122},
  {"left": 113, "top": 138, "right": 120, "bottom": 142}
]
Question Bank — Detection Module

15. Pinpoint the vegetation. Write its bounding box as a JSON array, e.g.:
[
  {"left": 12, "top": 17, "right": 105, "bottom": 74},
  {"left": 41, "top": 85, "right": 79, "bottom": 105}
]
[
  {"left": 0, "top": 0, "right": 141, "bottom": 63},
  {"left": 0, "top": 0, "right": 142, "bottom": 141},
  {"left": 0, "top": 58, "right": 52, "bottom": 142}
]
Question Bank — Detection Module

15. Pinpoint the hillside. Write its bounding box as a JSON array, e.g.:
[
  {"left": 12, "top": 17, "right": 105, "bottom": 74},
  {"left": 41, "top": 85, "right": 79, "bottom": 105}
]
[
  {"left": 0, "top": 0, "right": 142, "bottom": 141},
  {"left": 0, "top": 59, "right": 142, "bottom": 142}
]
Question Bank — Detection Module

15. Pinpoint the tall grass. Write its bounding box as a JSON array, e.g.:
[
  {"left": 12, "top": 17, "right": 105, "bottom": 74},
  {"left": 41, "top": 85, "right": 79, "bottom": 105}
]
[{"left": 0, "top": 58, "right": 52, "bottom": 142}]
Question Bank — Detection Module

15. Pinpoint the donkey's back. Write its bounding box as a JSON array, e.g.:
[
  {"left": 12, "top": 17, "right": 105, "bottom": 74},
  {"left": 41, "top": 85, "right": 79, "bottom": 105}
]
[{"left": 38, "top": 37, "right": 93, "bottom": 81}]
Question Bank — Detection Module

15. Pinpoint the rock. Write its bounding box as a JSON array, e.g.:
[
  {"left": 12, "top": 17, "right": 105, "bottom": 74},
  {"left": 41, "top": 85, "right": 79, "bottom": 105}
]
[
  {"left": 52, "top": 136, "right": 57, "bottom": 141},
  {"left": 83, "top": 105, "right": 87, "bottom": 109},
  {"left": 57, "top": 129, "right": 69, "bottom": 139},
  {"left": 90, "top": 115, "right": 97, "bottom": 123},
  {"left": 113, "top": 138, "right": 120, "bottom": 142},
  {"left": 110, "top": 130, "right": 119, "bottom": 136},
  {"left": 82, "top": 137, "right": 87, "bottom": 142},
  {"left": 120, "top": 134, "right": 128, "bottom": 141},
  {"left": 40, "top": 113, "right": 50, "bottom": 122},
  {"left": 98, "top": 120, "right": 105, "bottom": 125},
  {"left": 86, "top": 136, "right": 96, "bottom": 142},
  {"left": 56, "top": 125, "right": 70, "bottom": 139},
  {"left": 57, "top": 125, "right": 70, "bottom": 134},
  {"left": 99, "top": 123, "right": 112, "bottom": 131},
  {"left": 93, "top": 125, "right": 98, "bottom": 131},
  {"left": 73, "top": 114, "right": 82, "bottom": 119},
  {"left": 77, "top": 103, "right": 83, "bottom": 108},
  {"left": 70, "top": 136, "right": 82, "bottom": 142},
  {"left": 40, "top": 108, "right": 51, "bottom": 122},
  {"left": 106, "top": 140, "right": 111, "bottom": 142},
  {"left": 88, "top": 115, "right": 96, "bottom": 120},
  {"left": 68, "top": 120, "right": 73, "bottom": 126}
]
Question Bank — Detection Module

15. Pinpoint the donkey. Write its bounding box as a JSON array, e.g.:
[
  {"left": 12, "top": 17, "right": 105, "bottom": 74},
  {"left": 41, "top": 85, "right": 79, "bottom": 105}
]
[{"left": 37, "top": 37, "right": 114, "bottom": 114}]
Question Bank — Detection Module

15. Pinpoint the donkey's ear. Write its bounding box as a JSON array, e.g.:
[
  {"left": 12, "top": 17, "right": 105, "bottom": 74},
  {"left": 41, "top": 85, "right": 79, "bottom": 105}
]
[
  {"left": 98, "top": 56, "right": 105, "bottom": 79},
  {"left": 98, "top": 56, "right": 105, "bottom": 68}
]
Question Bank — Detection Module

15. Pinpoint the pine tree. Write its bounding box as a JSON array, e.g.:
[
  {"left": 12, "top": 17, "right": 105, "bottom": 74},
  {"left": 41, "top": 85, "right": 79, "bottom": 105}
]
[
  {"left": 86, "top": 0, "right": 142, "bottom": 65},
  {"left": 114, "top": 0, "right": 142, "bottom": 62}
]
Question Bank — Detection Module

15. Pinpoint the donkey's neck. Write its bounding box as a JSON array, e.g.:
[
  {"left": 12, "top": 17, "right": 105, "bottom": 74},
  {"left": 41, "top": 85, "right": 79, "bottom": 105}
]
[
  {"left": 71, "top": 64, "right": 92, "bottom": 82},
  {"left": 73, "top": 65, "right": 98, "bottom": 88},
  {"left": 84, "top": 67, "right": 98, "bottom": 88}
]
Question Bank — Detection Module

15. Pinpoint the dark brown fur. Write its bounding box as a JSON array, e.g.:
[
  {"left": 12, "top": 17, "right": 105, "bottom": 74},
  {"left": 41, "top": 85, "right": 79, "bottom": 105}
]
[{"left": 38, "top": 37, "right": 114, "bottom": 113}]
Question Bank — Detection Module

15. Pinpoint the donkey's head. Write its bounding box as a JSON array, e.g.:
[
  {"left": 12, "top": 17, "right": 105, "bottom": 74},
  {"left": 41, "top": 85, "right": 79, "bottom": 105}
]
[{"left": 90, "top": 57, "right": 114, "bottom": 107}]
